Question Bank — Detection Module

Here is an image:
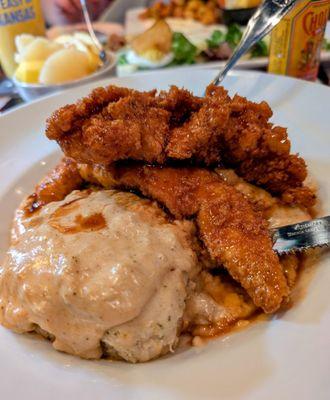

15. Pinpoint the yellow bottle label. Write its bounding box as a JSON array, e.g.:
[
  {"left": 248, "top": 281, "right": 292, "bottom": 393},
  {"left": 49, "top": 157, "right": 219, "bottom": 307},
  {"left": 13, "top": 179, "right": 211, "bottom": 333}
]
[
  {"left": 0, "top": 0, "right": 45, "bottom": 76},
  {"left": 268, "top": 0, "right": 330, "bottom": 81}
]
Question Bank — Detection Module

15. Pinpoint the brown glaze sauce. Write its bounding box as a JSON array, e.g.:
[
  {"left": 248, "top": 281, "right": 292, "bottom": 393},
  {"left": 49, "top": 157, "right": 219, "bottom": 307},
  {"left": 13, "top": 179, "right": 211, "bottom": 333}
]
[
  {"left": 50, "top": 210, "right": 106, "bottom": 234},
  {"left": 47, "top": 192, "right": 107, "bottom": 234},
  {"left": 189, "top": 252, "right": 317, "bottom": 344},
  {"left": 74, "top": 213, "right": 106, "bottom": 232},
  {"left": 24, "top": 189, "right": 92, "bottom": 216}
]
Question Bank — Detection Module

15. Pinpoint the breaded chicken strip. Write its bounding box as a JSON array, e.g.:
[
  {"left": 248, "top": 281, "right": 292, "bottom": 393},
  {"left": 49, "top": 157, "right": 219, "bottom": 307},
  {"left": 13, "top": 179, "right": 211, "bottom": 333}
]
[
  {"left": 46, "top": 86, "right": 200, "bottom": 165},
  {"left": 45, "top": 84, "right": 314, "bottom": 207},
  {"left": 78, "top": 163, "right": 289, "bottom": 313},
  {"left": 25, "top": 157, "right": 83, "bottom": 213},
  {"left": 28, "top": 158, "right": 289, "bottom": 312}
]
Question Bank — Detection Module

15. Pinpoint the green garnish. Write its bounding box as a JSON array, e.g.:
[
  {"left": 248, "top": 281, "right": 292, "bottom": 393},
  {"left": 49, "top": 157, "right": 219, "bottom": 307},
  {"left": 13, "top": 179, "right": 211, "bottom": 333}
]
[
  {"left": 118, "top": 53, "right": 128, "bottom": 65},
  {"left": 251, "top": 39, "right": 269, "bottom": 58},
  {"left": 225, "top": 23, "right": 243, "bottom": 48},
  {"left": 171, "top": 32, "right": 197, "bottom": 65},
  {"left": 207, "top": 30, "right": 225, "bottom": 48}
]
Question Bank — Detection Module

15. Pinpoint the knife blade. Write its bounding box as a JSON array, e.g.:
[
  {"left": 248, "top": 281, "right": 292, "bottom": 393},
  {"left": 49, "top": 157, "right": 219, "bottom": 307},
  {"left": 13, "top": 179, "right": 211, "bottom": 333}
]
[{"left": 272, "top": 215, "right": 330, "bottom": 255}]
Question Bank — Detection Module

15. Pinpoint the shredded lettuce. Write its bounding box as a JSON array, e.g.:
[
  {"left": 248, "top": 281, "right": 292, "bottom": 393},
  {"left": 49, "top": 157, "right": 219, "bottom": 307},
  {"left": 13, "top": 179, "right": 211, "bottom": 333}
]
[
  {"left": 118, "top": 53, "right": 128, "bottom": 65},
  {"left": 225, "top": 24, "right": 243, "bottom": 48},
  {"left": 207, "top": 30, "right": 225, "bottom": 48},
  {"left": 206, "top": 24, "right": 269, "bottom": 58},
  {"left": 251, "top": 40, "right": 269, "bottom": 58},
  {"left": 171, "top": 32, "right": 197, "bottom": 65}
]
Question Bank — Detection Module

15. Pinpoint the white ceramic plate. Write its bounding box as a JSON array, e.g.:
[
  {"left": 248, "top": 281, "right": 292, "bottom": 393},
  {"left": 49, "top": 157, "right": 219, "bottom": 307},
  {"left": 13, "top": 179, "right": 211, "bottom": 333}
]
[{"left": 0, "top": 69, "right": 329, "bottom": 400}]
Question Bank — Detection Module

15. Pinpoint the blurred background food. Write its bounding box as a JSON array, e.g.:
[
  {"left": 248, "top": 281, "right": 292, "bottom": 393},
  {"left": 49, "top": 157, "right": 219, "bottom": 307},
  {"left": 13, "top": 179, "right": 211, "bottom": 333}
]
[
  {"left": 140, "top": 0, "right": 221, "bottom": 25},
  {"left": 140, "top": 0, "right": 263, "bottom": 25},
  {"left": 0, "top": 0, "right": 329, "bottom": 111},
  {"left": 121, "top": 3, "right": 330, "bottom": 76},
  {"left": 117, "top": 17, "right": 269, "bottom": 75},
  {"left": 0, "top": 0, "right": 46, "bottom": 77},
  {"left": 128, "top": 19, "right": 174, "bottom": 67},
  {"left": 14, "top": 32, "right": 102, "bottom": 85}
]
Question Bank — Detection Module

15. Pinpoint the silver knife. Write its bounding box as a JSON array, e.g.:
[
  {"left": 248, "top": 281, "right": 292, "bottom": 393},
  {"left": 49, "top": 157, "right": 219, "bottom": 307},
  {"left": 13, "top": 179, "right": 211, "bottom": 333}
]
[{"left": 272, "top": 216, "right": 330, "bottom": 255}]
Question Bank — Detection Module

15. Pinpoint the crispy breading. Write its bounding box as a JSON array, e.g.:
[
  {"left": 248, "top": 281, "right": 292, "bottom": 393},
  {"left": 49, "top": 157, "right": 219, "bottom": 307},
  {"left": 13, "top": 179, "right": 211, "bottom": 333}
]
[
  {"left": 166, "top": 86, "right": 230, "bottom": 164},
  {"left": 78, "top": 163, "right": 289, "bottom": 313},
  {"left": 26, "top": 158, "right": 83, "bottom": 213},
  {"left": 45, "top": 84, "right": 315, "bottom": 207},
  {"left": 281, "top": 186, "right": 316, "bottom": 208}
]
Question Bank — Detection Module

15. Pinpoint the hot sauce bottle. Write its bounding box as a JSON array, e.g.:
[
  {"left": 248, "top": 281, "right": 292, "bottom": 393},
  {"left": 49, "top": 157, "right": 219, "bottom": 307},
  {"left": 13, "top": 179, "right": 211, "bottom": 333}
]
[{"left": 268, "top": 0, "right": 330, "bottom": 81}]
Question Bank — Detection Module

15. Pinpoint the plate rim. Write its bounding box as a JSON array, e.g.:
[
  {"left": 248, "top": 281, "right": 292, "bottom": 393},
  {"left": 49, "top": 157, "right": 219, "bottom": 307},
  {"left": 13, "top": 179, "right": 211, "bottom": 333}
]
[{"left": 2, "top": 68, "right": 329, "bottom": 119}]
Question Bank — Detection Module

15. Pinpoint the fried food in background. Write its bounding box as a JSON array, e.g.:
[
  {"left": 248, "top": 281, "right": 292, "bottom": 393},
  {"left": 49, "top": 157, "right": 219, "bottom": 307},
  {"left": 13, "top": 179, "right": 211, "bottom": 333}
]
[
  {"left": 107, "top": 33, "right": 126, "bottom": 52},
  {"left": 131, "top": 19, "right": 173, "bottom": 58},
  {"left": 141, "top": 0, "right": 221, "bottom": 25}
]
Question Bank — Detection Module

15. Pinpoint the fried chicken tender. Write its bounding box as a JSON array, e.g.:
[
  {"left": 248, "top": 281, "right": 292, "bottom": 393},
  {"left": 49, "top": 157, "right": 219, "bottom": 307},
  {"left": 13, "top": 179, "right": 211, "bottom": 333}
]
[
  {"left": 166, "top": 86, "right": 230, "bottom": 164},
  {"left": 46, "top": 86, "right": 200, "bottom": 165},
  {"left": 78, "top": 163, "right": 289, "bottom": 313},
  {"left": 24, "top": 158, "right": 83, "bottom": 213},
  {"left": 29, "top": 159, "right": 290, "bottom": 312},
  {"left": 45, "top": 84, "right": 315, "bottom": 208}
]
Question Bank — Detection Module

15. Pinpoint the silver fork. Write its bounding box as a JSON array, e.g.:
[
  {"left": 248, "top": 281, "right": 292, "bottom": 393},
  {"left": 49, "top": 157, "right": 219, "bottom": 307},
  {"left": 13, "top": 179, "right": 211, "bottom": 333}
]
[
  {"left": 212, "top": 0, "right": 298, "bottom": 86},
  {"left": 80, "top": 0, "right": 107, "bottom": 63}
]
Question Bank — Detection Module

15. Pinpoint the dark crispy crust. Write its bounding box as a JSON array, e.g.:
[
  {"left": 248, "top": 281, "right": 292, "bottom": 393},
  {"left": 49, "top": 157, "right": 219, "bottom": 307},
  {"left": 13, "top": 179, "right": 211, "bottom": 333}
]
[
  {"left": 26, "top": 157, "right": 83, "bottom": 213},
  {"left": 78, "top": 163, "right": 289, "bottom": 313},
  {"left": 166, "top": 86, "right": 230, "bottom": 164},
  {"left": 281, "top": 186, "right": 316, "bottom": 209},
  {"left": 46, "top": 84, "right": 315, "bottom": 207}
]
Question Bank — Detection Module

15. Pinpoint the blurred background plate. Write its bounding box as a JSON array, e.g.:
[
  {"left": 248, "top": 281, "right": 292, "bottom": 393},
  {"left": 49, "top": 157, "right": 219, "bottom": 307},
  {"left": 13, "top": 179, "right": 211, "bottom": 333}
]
[{"left": 124, "top": 8, "right": 330, "bottom": 71}]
